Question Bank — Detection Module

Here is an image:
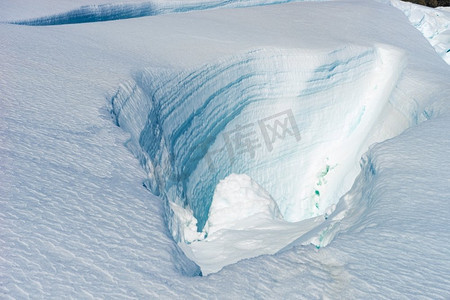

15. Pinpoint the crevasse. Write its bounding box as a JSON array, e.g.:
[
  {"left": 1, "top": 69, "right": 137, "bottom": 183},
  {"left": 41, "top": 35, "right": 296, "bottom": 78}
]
[{"left": 110, "top": 45, "right": 414, "bottom": 274}]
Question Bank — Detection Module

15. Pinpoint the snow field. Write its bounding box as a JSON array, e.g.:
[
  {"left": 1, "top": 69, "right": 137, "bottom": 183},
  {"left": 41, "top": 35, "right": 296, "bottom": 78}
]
[{"left": 1, "top": 0, "right": 450, "bottom": 296}]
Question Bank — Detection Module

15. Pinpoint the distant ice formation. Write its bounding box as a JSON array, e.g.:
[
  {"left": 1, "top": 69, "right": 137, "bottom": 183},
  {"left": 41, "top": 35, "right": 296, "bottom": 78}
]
[{"left": 390, "top": 0, "right": 450, "bottom": 64}]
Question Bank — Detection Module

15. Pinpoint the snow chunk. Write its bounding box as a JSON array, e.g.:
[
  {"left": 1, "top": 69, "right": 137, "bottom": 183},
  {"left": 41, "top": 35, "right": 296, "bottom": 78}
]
[
  {"left": 168, "top": 202, "right": 206, "bottom": 243},
  {"left": 207, "top": 174, "right": 282, "bottom": 236}
]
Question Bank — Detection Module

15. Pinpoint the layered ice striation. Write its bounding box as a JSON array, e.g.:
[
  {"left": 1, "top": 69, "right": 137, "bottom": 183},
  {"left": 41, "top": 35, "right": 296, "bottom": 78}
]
[
  {"left": 11, "top": 0, "right": 326, "bottom": 25},
  {"left": 111, "top": 45, "right": 411, "bottom": 273}
]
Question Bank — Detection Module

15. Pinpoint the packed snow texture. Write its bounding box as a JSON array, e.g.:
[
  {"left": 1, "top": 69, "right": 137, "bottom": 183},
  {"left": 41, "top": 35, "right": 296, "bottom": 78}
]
[{"left": 2, "top": 0, "right": 450, "bottom": 297}]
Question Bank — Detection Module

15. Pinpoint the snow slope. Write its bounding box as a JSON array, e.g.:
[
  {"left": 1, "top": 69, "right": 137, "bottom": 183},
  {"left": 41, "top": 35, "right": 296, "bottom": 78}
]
[{"left": 2, "top": 0, "right": 450, "bottom": 297}]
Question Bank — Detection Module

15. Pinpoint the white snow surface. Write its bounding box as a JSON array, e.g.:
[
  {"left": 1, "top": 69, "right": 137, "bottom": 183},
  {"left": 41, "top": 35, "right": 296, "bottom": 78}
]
[
  {"left": 207, "top": 173, "right": 283, "bottom": 235},
  {"left": 2, "top": 0, "right": 450, "bottom": 298}
]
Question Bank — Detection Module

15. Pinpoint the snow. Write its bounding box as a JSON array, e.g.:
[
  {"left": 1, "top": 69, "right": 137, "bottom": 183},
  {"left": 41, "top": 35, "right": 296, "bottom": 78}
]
[
  {"left": 109, "top": 39, "right": 419, "bottom": 273},
  {"left": 1, "top": 0, "right": 450, "bottom": 297},
  {"left": 185, "top": 175, "right": 325, "bottom": 275},
  {"left": 168, "top": 200, "right": 205, "bottom": 243},
  {"left": 207, "top": 173, "right": 283, "bottom": 236}
]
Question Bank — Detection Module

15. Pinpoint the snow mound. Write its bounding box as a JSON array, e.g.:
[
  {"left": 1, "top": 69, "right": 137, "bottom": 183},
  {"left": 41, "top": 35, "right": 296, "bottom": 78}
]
[
  {"left": 207, "top": 173, "right": 282, "bottom": 236},
  {"left": 182, "top": 173, "right": 325, "bottom": 275}
]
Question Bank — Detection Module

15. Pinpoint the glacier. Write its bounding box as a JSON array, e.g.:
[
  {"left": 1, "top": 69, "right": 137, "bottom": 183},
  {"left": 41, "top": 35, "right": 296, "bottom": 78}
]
[{"left": 2, "top": 0, "right": 450, "bottom": 297}]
